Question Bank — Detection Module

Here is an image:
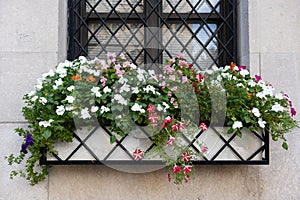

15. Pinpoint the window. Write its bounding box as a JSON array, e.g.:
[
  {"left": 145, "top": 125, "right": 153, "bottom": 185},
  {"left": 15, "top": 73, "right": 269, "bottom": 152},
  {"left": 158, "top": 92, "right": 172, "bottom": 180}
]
[{"left": 68, "top": 0, "right": 237, "bottom": 69}]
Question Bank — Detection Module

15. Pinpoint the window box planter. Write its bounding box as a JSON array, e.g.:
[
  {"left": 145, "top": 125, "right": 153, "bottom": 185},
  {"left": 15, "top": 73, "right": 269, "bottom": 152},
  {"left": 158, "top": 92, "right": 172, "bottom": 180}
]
[{"left": 41, "top": 125, "right": 269, "bottom": 165}]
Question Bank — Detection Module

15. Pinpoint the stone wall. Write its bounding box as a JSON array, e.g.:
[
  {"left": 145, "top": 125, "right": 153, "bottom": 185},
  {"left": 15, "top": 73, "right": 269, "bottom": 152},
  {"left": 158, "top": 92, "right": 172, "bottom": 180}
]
[{"left": 0, "top": 0, "right": 299, "bottom": 199}]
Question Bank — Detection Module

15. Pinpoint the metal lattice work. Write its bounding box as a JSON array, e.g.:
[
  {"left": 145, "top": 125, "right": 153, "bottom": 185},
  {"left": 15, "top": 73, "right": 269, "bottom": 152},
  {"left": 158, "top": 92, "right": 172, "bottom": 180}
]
[
  {"left": 41, "top": 125, "right": 269, "bottom": 165},
  {"left": 68, "top": 0, "right": 238, "bottom": 70}
]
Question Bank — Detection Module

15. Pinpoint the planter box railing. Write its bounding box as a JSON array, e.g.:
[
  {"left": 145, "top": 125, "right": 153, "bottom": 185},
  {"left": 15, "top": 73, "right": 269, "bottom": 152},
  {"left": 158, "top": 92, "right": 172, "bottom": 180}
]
[{"left": 40, "top": 125, "right": 269, "bottom": 165}]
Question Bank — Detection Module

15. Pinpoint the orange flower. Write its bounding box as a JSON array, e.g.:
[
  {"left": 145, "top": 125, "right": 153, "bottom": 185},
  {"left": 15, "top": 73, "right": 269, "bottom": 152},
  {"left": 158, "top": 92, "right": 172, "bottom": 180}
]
[
  {"left": 86, "top": 75, "right": 96, "bottom": 82},
  {"left": 72, "top": 74, "right": 81, "bottom": 81},
  {"left": 230, "top": 62, "right": 236, "bottom": 71}
]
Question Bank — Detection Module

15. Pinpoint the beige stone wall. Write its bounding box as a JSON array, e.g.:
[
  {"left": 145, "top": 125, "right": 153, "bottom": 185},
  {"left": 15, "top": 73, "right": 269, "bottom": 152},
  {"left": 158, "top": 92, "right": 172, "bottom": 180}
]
[{"left": 0, "top": 0, "right": 299, "bottom": 199}]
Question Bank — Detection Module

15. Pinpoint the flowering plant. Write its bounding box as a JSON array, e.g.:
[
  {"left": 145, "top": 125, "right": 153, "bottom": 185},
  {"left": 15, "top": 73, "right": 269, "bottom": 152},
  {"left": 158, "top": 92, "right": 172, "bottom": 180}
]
[{"left": 6, "top": 53, "right": 298, "bottom": 185}]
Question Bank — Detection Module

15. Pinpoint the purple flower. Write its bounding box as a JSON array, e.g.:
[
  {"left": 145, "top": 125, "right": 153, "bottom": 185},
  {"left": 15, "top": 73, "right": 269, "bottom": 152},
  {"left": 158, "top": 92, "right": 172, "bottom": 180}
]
[
  {"left": 237, "top": 66, "right": 246, "bottom": 72},
  {"left": 20, "top": 134, "right": 34, "bottom": 154}
]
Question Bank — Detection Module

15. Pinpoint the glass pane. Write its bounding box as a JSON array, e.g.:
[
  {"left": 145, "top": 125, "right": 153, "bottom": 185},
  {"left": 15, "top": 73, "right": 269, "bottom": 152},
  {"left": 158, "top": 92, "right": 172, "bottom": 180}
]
[
  {"left": 88, "top": 23, "right": 144, "bottom": 65},
  {"left": 162, "top": 23, "right": 218, "bottom": 70},
  {"left": 87, "top": 0, "right": 144, "bottom": 13},
  {"left": 163, "top": 0, "right": 220, "bottom": 13}
]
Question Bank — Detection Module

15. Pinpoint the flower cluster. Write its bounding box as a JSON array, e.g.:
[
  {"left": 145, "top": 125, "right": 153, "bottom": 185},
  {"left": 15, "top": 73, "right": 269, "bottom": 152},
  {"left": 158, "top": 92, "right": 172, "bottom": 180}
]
[{"left": 6, "top": 53, "right": 298, "bottom": 185}]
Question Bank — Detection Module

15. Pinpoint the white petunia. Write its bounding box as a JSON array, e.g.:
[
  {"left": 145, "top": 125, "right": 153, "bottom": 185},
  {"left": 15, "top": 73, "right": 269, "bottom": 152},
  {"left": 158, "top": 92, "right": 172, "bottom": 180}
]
[
  {"left": 130, "top": 63, "right": 137, "bottom": 69},
  {"left": 39, "top": 97, "right": 47, "bottom": 105},
  {"left": 39, "top": 119, "right": 54, "bottom": 128},
  {"left": 103, "top": 86, "right": 112, "bottom": 93},
  {"left": 143, "top": 85, "right": 156, "bottom": 94},
  {"left": 275, "top": 93, "right": 284, "bottom": 100},
  {"left": 120, "top": 84, "right": 130, "bottom": 93},
  {"left": 65, "top": 106, "right": 74, "bottom": 111},
  {"left": 28, "top": 91, "right": 36, "bottom": 97},
  {"left": 131, "top": 103, "right": 145, "bottom": 113},
  {"left": 100, "top": 106, "right": 110, "bottom": 114},
  {"left": 157, "top": 104, "right": 163, "bottom": 112},
  {"left": 252, "top": 107, "right": 261, "bottom": 117},
  {"left": 114, "top": 94, "right": 127, "bottom": 105},
  {"left": 132, "top": 87, "right": 139, "bottom": 94},
  {"left": 56, "top": 66, "right": 67, "bottom": 78},
  {"left": 232, "top": 121, "right": 243, "bottom": 129},
  {"left": 56, "top": 105, "right": 65, "bottom": 116},
  {"left": 236, "top": 83, "right": 244, "bottom": 88},
  {"left": 31, "top": 96, "right": 38, "bottom": 102},
  {"left": 258, "top": 118, "right": 266, "bottom": 128},
  {"left": 248, "top": 80, "right": 257, "bottom": 87},
  {"left": 271, "top": 103, "right": 284, "bottom": 112},
  {"left": 162, "top": 102, "right": 170, "bottom": 112},
  {"left": 239, "top": 69, "right": 249, "bottom": 76},
  {"left": 66, "top": 96, "right": 75, "bottom": 103},
  {"left": 256, "top": 92, "right": 265, "bottom": 99},
  {"left": 91, "top": 106, "right": 99, "bottom": 113},
  {"left": 91, "top": 86, "right": 102, "bottom": 97},
  {"left": 67, "top": 85, "right": 75, "bottom": 92},
  {"left": 55, "top": 78, "right": 63, "bottom": 87},
  {"left": 80, "top": 107, "right": 91, "bottom": 119}
]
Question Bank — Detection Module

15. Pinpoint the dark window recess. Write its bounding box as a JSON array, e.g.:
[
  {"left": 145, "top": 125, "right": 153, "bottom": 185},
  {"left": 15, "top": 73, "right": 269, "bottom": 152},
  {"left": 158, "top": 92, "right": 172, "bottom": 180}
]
[{"left": 67, "top": 0, "right": 238, "bottom": 70}]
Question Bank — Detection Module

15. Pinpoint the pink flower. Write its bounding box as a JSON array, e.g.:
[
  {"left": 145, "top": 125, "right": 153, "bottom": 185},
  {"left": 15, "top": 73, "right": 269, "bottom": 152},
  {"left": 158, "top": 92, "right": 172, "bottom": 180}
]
[
  {"left": 200, "top": 122, "right": 208, "bottom": 131},
  {"left": 171, "top": 86, "right": 178, "bottom": 92},
  {"left": 116, "top": 69, "right": 125, "bottom": 77},
  {"left": 166, "top": 136, "right": 175, "bottom": 146},
  {"left": 133, "top": 149, "right": 144, "bottom": 161},
  {"left": 183, "top": 165, "right": 192, "bottom": 174},
  {"left": 291, "top": 107, "right": 297, "bottom": 116},
  {"left": 165, "top": 65, "right": 175, "bottom": 74},
  {"left": 172, "top": 124, "right": 179, "bottom": 132},
  {"left": 173, "top": 102, "right": 178, "bottom": 108},
  {"left": 147, "top": 104, "right": 155, "bottom": 113},
  {"left": 179, "top": 60, "right": 187, "bottom": 67},
  {"left": 176, "top": 52, "right": 184, "bottom": 59},
  {"left": 182, "top": 76, "right": 188, "bottom": 83},
  {"left": 165, "top": 116, "right": 172, "bottom": 123},
  {"left": 170, "top": 97, "right": 175, "bottom": 103},
  {"left": 100, "top": 77, "right": 107, "bottom": 87},
  {"left": 201, "top": 146, "right": 208, "bottom": 153},
  {"left": 123, "top": 61, "right": 131, "bottom": 68},
  {"left": 114, "top": 64, "right": 121, "bottom": 70},
  {"left": 172, "top": 165, "right": 181, "bottom": 173},
  {"left": 159, "top": 81, "right": 166, "bottom": 89},
  {"left": 169, "top": 58, "right": 175, "bottom": 64},
  {"left": 196, "top": 73, "right": 204, "bottom": 82},
  {"left": 120, "top": 53, "right": 126, "bottom": 60},
  {"left": 179, "top": 122, "right": 186, "bottom": 129},
  {"left": 167, "top": 91, "right": 172, "bottom": 97},
  {"left": 255, "top": 75, "right": 262, "bottom": 82},
  {"left": 182, "top": 152, "right": 190, "bottom": 162}
]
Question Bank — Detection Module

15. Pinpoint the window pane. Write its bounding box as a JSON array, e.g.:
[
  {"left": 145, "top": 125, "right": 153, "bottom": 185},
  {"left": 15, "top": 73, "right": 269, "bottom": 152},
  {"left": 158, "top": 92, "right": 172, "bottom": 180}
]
[
  {"left": 86, "top": 0, "right": 144, "bottom": 13},
  {"left": 88, "top": 23, "right": 145, "bottom": 64},
  {"left": 162, "top": 0, "right": 220, "bottom": 13},
  {"left": 162, "top": 23, "right": 218, "bottom": 69}
]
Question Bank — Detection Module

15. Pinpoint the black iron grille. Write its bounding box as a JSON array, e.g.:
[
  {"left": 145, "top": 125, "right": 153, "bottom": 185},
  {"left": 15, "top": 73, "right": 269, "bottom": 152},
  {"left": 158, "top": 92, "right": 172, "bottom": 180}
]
[{"left": 67, "top": 0, "right": 238, "bottom": 70}]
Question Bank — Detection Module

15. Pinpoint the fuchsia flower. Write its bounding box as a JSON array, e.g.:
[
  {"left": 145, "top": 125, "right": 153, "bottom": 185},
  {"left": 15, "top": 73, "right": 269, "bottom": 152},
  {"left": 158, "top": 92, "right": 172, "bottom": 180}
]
[
  {"left": 291, "top": 107, "right": 297, "bottom": 116},
  {"left": 200, "top": 122, "right": 208, "bottom": 131},
  {"left": 172, "top": 165, "right": 181, "bottom": 173},
  {"left": 133, "top": 149, "right": 144, "bottom": 161},
  {"left": 237, "top": 66, "right": 246, "bottom": 72},
  {"left": 183, "top": 165, "right": 192, "bottom": 174},
  {"left": 255, "top": 75, "right": 262, "bottom": 82},
  {"left": 182, "top": 152, "right": 191, "bottom": 162},
  {"left": 166, "top": 136, "right": 175, "bottom": 146}
]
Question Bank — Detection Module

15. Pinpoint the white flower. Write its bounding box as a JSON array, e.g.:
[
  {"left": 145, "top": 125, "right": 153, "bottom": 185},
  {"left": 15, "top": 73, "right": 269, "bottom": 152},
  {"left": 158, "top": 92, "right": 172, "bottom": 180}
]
[
  {"left": 157, "top": 104, "right": 163, "bottom": 112},
  {"left": 118, "top": 77, "right": 128, "bottom": 84},
  {"left": 65, "top": 106, "right": 73, "bottom": 111},
  {"left": 80, "top": 107, "right": 91, "bottom": 119},
  {"left": 114, "top": 94, "right": 127, "bottom": 105},
  {"left": 56, "top": 105, "right": 65, "bottom": 116},
  {"left": 275, "top": 93, "right": 284, "bottom": 100},
  {"left": 239, "top": 69, "right": 249, "bottom": 76},
  {"left": 91, "top": 86, "right": 102, "bottom": 97},
  {"left": 56, "top": 66, "right": 67, "bottom": 78},
  {"left": 120, "top": 84, "right": 130, "bottom": 93},
  {"left": 236, "top": 83, "right": 244, "bottom": 88},
  {"left": 31, "top": 96, "right": 38, "bottom": 102},
  {"left": 66, "top": 96, "right": 75, "bottom": 103},
  {"left": 162, "top": 102, "right": 170, "bottom": 112},
  {"left": 132, "top": 87, "right": 139, "bottom": 94},
  {"left": 28, "top": 91, "right": 36, "bottom": 97},
  {"left": 143, "top": 85, "right": 156, "bottom": 94},
  {"left": 256, "top": 92, "right": 265, "bottom": 99},
  {"left": 131, "top": 103, "right": 145, "bottom": 113},
  {"left": 248, "top": 80, "right": 256, "bottom": 87},
  {"left": 137, "top": 68, "right": 146, "bottom": 82},
  {"left": 232, "top": 121, "right": 243, "bottom": 129},
  {"left": 39, "top": 119, "right": 54, "bottom": 128},
  {"left": 39, "top": 97, "right": 47, "bottom": 105},
  {"left": 91, "top": 106, "right": 99, "bottom": 113},
  {"left": 271, "top": 103, "right": 284, "bottom": 112},
  {"left": 55, "top": 78, "right": 63, "bottom": 87},
  {"left": 130, "top": 63, "right": 137, "bottom": 69},
  {"left": 258, "top": 118, "right": 266, "bottom": 128},
  {"left": 103, "top": 86, "right": 112, "bottom": 93},
  {"left": 100, "top": 106, "right": 110, "bottom": 114},
  {"left": 67, "top": 85, "right": 75, "bottom": 92},
  {"left": 252, "top": 107, "right": 261, "bottom": 117}
]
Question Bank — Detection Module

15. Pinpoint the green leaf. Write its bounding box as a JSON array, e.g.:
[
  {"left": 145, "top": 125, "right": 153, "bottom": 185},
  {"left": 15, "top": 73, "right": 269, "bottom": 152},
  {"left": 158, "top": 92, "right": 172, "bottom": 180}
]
[
  {"left": 110, "top": 135, "right": 116, "bottom": 144},
  {"left": 282, "top": 142, "right": 288, "bottom": 150},
  {"left": 43, "top": 130, "right": 52, "bottom": 139},
  {"left": 227, "top": 128, "right": 234, "bottom": 134}
]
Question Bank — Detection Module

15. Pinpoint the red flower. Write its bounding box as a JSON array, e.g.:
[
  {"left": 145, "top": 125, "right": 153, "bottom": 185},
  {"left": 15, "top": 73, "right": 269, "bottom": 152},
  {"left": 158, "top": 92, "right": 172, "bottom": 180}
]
[
  {"left": 183, "top": 165, "right": 192, "bottom": 174},
  {"left": 172, "top": 124, "right": 179, "bottom": 132},
  {"left": 200, "top": 122, "right": 208, "bottom": 131},
  {"left": 168, "top": 173, "right": 171, "bottom": 182},
  {"left": 196, "top": 73, "right": 204, "bottom": 82},
  {"left": 133, "top": 149, "right": 144, "bottom": 161},
  {"left": 172, "top": 165, "right": 181, "bottom": 173},
  {"left": 165, "top": 116, "right": 172, "bottom": 123},
  {"left": 182, "top": 152, "right": 190, "bottom": 162},
  {"left": 166, "top": 136, "right": 175, "bottom": 146}
]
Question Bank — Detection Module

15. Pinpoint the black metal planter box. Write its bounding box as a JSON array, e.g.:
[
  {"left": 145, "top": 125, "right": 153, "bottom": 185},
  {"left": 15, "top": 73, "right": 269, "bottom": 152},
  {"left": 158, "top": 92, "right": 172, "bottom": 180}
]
[{"left": 40, "top": 125, "right": 269, "bottom": 166}]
